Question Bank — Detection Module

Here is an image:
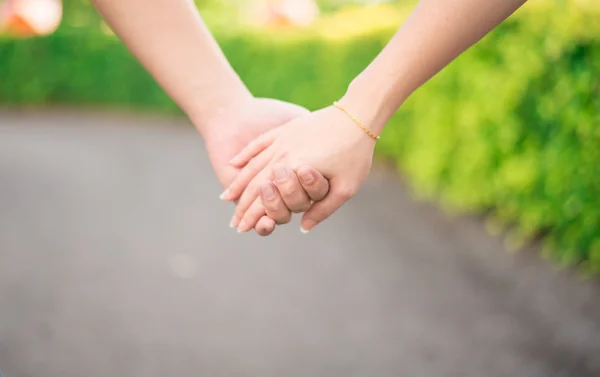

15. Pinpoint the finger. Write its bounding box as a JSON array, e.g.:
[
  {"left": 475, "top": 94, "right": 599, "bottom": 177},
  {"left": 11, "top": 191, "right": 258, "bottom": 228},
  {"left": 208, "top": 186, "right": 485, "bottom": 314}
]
[
  {"left": 299, "top": 181, "right": 356, "bottom": 233},
  {"left": 272, "top": 164, "right": 311, "bottom": 213},
  {"left": 254, "top": 216, "right": 276, "bottom": 236},
  {"left": 237, "top": 197, "right": 268, "bottom": 233},
  {"left": 296, "top": 165, "right": 330, "bottom": 202},
  {"left": 233, "top": 168, "right": 272, "bottom": 224},
  {"left": 260, "top": 181, "right": 292, "bottom": 224},
  {"left": 229, "top": 131, "right": 277, "bottom": 168},
  {"left": 221, "top": 149, "right": 273, "bottom": 201}
]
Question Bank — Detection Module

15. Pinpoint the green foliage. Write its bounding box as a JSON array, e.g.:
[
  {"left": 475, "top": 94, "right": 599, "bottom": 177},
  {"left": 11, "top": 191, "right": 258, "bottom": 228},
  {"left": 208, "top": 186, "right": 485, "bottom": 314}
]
[
  {"left": 56, "top": 0, "right": 233, "bottom": 33},
  {"left": 0, "top": 2, "right": 599, "bottom": 272},
  {"left": 378, "top": 3, "right": 600, "bottom": 273}
]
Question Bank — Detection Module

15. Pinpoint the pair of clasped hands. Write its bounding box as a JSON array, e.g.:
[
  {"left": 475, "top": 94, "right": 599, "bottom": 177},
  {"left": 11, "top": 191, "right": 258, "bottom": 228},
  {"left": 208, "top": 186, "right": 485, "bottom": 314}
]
[{"left": 206, "top": 95, "right": 378, "bottom": 236}]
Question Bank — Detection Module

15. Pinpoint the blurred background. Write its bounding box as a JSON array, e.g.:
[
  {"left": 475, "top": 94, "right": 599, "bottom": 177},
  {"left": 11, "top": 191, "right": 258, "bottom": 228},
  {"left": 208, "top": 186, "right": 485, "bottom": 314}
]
[
  {"left": 1, "top": 0, "right": 599, "bottom": 270},
  {"left": 1, "top": 1, "right": 599, "bottom": 376}
]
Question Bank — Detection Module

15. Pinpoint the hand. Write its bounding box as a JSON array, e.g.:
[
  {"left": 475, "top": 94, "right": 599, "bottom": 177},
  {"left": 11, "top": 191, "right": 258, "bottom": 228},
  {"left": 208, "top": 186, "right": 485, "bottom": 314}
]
[
  {"left": 223, "top": 104, "right": 377, "bottom": 233},
  {"left": 236, "top": 162, "right": 330, "bottom": 231},
  {"left": 197, "top": 97, "right": 330, "bottom": 235}
]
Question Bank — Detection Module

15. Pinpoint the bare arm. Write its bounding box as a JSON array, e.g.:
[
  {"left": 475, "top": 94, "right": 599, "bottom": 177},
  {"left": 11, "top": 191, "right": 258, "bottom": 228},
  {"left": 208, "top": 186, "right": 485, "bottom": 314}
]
[
  {"left": 90, "top": 0, "right": 251, "bottom": 135},
  {"left": 341, "top": 0, "right": 528, "bottom": 132}
]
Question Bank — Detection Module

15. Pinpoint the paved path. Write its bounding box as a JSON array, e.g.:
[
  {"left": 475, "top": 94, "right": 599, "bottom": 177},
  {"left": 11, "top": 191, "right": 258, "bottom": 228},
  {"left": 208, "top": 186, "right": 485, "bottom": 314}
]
[{"left": 0, "top": 109, "right": 599, "bottom": 377}]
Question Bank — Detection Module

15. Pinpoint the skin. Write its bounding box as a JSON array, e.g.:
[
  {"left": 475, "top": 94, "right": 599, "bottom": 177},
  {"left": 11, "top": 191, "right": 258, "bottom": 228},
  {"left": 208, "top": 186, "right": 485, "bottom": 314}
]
[
  {"left": 224, "top": 0, "right": 529, "bottom": 233},
  {"left": 89, "top": 0, "right": 330, "bottom": 235}
]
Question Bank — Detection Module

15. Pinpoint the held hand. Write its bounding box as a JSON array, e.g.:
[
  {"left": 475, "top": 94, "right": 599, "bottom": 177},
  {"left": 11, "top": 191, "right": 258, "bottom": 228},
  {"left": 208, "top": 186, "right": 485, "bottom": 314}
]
[
  {"left": 248, "top": 162, "right": 330, "bottom": 229},
  {"left": 198, "top": 97, "right": 330, "bottom": 235},
  {"left": 223, "top": 104, "right": 377, "bottom": 233}
]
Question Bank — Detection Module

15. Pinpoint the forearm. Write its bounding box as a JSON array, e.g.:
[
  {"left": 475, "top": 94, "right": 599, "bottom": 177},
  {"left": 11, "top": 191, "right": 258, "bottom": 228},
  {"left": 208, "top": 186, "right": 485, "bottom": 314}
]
[
  {"left": 341, "top": 0, "right": 527, "bottom": 134},
  {"left": 90, "top": 0, "right": 251, "bottom": 134}
]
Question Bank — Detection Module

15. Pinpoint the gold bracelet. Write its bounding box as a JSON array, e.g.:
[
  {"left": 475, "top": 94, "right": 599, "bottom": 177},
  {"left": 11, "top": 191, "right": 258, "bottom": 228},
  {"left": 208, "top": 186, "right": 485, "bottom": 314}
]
[{"left": 332, "top": 101, "right": 380, "bottom": 141}]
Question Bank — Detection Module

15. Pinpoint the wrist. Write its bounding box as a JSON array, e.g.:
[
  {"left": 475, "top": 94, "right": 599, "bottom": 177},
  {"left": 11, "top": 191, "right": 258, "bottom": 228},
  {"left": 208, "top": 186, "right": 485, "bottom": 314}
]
[
  {"left": 184, "top": 81, "right": 253, "bottom": 138},
  {"left": 341, "top": 68, "right": 411, "bottom": 135},
  {"left": 339, "top": 77, "right": 393, "bottom": 136}
]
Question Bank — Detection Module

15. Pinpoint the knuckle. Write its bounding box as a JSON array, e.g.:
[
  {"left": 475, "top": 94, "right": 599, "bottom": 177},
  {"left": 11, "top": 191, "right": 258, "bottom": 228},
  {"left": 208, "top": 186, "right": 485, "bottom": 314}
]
[
  {"left": 281, "top": 185, "right": 299, "bottom": 198},
  {"left": 310, "top": 187, "right": 328, "bottom": 201},
  {"left": 266, "top": 201, "right": 281, "bottom": 212},
  {"left": 337, "top": 185, "right": 357, "bottom": 200},
  {"left": 262, "top": 195, "right": 275, "bottom": 203},
  {"left": 276, "top": 214, "right": 292, "bottom": 225},
  {"left": 260, "top": 189, "right": 276, "bottom": 203},
  {"left": 291, "top": 201, "right": 311, "bottom": 213},
  {"left": 319, "top": 178, "right": 331, "bottom": 192}
]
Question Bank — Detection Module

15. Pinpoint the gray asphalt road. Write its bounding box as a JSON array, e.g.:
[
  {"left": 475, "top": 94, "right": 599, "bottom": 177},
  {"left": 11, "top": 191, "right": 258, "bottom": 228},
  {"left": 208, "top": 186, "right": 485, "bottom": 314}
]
[{"left": 0, "top": 109, "right": 599, "bottom": 377}]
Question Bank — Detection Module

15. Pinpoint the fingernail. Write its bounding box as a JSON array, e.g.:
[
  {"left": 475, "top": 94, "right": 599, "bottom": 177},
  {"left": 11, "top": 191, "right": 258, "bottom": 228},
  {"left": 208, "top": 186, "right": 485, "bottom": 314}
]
[
  {"left": 300, "top": 220, "right": 316, "bottom": 233},
  {"left": 260, "top": 183, "right": 275, "bottom": 201},
  {"left": 237, "top": 220, "right": 247, "bottom": 233},
  {"left": 298, "top": 168, "right": 315, "bottom": 185},
  {"left": 274, "top": 165, "right": 289, "bottom": 182},
  {"left": 229, "top": 215, "right": 238, "bottom": 228},
  {"left": 219, "top": 189, "right": 230, "bottom": 200}
]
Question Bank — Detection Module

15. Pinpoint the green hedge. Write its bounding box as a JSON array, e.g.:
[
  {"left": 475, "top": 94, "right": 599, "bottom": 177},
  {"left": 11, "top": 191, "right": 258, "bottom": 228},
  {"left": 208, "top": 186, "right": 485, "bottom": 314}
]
[{"left": 1, "top": 3, "right": 599, "bottom": 273}]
